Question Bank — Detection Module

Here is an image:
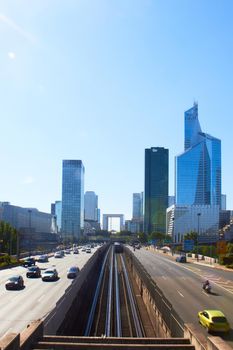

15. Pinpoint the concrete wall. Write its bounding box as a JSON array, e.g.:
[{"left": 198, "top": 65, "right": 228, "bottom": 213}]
[{"left": 43, "top": 245, "right": 108, "bottom": 335}]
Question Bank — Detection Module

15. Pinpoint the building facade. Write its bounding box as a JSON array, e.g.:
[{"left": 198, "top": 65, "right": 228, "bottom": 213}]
[
  {"left": 175, "top": 103, "right": 221, "bottom": 207},
  {"left": 166, "top": 204, "right": 219, "bottom": 243},
  {"left": 144, "top": 147, "right": 168, "bottom": 234},
  {"left": 132, "top": 192, "right": 143, "bottom": 220},
  {"left": 61, "top": 160, "right": 85, "bottom": 240},
  {"left": 84, "top": 191, "right": 98, "bottom": 221},
  {"left": 0, "top": 202, "right": 55, "bottom": 233}
]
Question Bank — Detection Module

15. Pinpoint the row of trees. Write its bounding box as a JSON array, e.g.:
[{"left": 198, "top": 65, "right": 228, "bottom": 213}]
[{"left": 0, "top": 221, "right": 18, "bottom": 255}]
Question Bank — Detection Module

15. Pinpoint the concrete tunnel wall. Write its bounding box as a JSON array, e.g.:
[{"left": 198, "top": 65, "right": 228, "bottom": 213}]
[{"left": 43, "top": 244, "right": 108, "bottom": 335}]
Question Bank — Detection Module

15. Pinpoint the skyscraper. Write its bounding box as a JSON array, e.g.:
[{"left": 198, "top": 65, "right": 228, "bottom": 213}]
[
  {"left": 84, "top": 191, "right": 98, "bottom": 221},
  {"left": 61, "top": 160, "right": 85, "bottom": 240},
  {"left": 144, "top": 147, "right": 168, "bottom": 234},
  {"left": 132, "top": 192, "right": 143, "bottom": 220},
  {"left": 175, "top": 103, "right": 221, "bottom": 207}
]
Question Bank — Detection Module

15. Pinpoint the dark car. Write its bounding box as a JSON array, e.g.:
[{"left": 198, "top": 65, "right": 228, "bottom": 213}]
[
  {"left": 5, "top": 275, "right": 24, "bottom": 290},
  {"left": 67, "top": 266, "right": 80, "bottom": 279},
  {"left": 37, "top": 255, "right": 49, "bottom": 263},
  {"left": 26, "top": 266, "right": 41, "bottom": 278},
  {"left": 176, "top": 255, "right": 187, "bottom": 263},
  {"left": 23, "top": 257, "right": 36, "bottom": 267}
]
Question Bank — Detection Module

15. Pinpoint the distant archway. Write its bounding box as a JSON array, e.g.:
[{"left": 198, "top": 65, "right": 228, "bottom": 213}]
[{"left": 102, "top": 214, "right": 125, "bottom": 232}]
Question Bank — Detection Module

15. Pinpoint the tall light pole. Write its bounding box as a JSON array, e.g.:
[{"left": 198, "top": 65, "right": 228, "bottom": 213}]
[
  {"left": 197, "top": 213, "right": 201, "bottom": 262},
  {"left": 72, "top": 222, "right": 74, "bottom": 244},
  {"left": 28, "top": 209, "right": 32, "bottom": 256}
]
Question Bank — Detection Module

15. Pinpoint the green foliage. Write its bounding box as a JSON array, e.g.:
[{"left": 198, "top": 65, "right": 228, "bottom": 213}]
[
  {"left": 184, "top": 231, "right": 198, "bottom": 244},
  {"left": 0, "top": 221, "right": 18, "bottom": 255},
  {"left": 138, "top": 232, "right": 147, "bottom": 243},
  {"left": 219, "top": 255, "right": 233, "bottom": 266},
  {"left": 226, "top": 243, "right": 233, "bottom": 254},
  {"left": 0, "top": 254, "right": 18, "bottom": 267}
]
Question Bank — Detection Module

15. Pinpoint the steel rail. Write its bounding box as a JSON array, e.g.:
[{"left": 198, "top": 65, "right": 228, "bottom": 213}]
[
  {"left": 114, "top": 254, "right": 122, "bottom": 337},
  {"left": 84, "top": 247, "right": 111, "bottom": 336},
  {"left": 105, "top": 247, "right": 114, "bottom": 336},
  {"left": 120, "top": 254, "right": 144, "bottom": 337}
]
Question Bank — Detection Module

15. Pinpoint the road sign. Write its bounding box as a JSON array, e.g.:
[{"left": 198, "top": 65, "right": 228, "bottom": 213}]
[{"left": 183, "top": 239, "right": 194, "bottom": 252}]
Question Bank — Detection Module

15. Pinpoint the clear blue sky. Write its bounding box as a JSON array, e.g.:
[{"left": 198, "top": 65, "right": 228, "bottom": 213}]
[{"left": 0, "top": 0, "right": 232, "bottom": 220}]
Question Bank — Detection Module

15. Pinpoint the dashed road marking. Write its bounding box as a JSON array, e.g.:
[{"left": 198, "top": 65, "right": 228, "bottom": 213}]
[{"left": 177, "top": 290, "right": 184, "bottom": 298}]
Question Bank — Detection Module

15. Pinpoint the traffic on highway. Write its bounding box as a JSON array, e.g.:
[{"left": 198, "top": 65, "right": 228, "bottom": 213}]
[
  {"left": 0, "top": 245, "right": 99, "bottom": 338},
  {"left": 131, "top": 246, "right": 233, "bottom": 347}
]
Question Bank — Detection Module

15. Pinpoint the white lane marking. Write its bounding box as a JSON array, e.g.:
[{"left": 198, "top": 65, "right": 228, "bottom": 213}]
[
  {"left": 38, "top": 294, "right": 46, "bottom": 303},
  {"left": 177, "top": 290, "right": 184, "bottom": 298},
  {"left": 202, "top": 291, "right": 210, "bottom": 297},
  {"left": 167, "top": 260, "right": 233, "bottom": 296}
]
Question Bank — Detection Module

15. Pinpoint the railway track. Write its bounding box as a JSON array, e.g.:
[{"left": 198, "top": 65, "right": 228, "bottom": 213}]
[{"left": 84, "top": 245, "right": 146, "bottom": 337}]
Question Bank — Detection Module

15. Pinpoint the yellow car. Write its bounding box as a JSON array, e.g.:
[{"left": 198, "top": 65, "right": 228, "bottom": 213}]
[{"left": 198, "top": 310, "right": 230, "bottom": 333}]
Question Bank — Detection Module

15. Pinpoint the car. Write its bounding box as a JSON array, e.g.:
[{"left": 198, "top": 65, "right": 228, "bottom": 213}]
[
  {"left": 5, "top": 275, "right": 24, "bottom": 290},
  {"left": 37, "top": 255, "right": 49, "bottom": 263},
  {"left": 67, "top": 266, "right": 80, "bottom": 279},
  {"left": 81, "top": 247, "right": 86, "bottom": 252},
  {"left": 54, "top": 251, "right": 63, "bottom": 258},
  {"left": 73, "top": 249, "right": 79, "bottom": 254},
  {"left": 23, "top": 257, "right": 36, "bottom": 267},
  {"left": 41, "top": 268, "right": 58, "bottom": 281},
  {"left": 64, "top": 249, "right": 71, "bottom": 254},
  {"left": 26, "top": 266, "right": 41, "bottom": 278},
  {"left": 198, "top": 310, "right": 230, "bottom": 333},
  {"left": 86, "top": 248, "right": 91, "bottom": 253},
  {"left": 176, "top": 255, "right": 187, "bottom": 263}
]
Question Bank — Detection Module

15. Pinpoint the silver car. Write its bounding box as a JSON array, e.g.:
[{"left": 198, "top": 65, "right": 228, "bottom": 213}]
[{"left": 41, "top": 268, "right": 58, "bottom": 281}]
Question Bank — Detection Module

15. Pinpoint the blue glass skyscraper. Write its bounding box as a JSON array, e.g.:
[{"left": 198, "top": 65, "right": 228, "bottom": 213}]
[
  {"left": 61, "top": 160, "right": 85, "bottom": 240},
  {"left": 175, "top": 103, "right": 221, "bottom": 207}
]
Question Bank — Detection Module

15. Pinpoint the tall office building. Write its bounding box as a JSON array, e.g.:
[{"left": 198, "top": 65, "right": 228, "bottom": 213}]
[
  {"left": 84, "top": 191, "right": 98, "bottom": 221},
  {"left": 175, "top": 103, "right": 221, "bottom": 206},
  {"left": 144, "top": 147, "right": 168, "bottom": 234},
  {"left": 132, "top": 192, "right": 143, "bottom": 220},
  {"left": 61, "top": 160, "right": 85, "bottom": 239}
]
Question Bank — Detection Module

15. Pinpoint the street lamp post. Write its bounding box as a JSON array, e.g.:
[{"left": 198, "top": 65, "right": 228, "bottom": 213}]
[
  {"left": 197, "top": 213, "right": 201, "bottom": 262},
  {"left": 72, "top": 222, "right": 74, "bottom": 244}
]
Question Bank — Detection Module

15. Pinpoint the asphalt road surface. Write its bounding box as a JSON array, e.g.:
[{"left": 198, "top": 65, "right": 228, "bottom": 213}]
[
  {"left": 131, "top": 247, "right": 233, "bottom": 348},
  {"left": 0, "top": 247, "right": 98, "bottom": 338}
]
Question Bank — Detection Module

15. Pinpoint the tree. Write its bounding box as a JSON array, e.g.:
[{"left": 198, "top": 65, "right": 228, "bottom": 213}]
[
  {"left": 184, "top": 231, "right": 198, "bottom": 244},
  {"left": 0, "top": 221, "right": 18, "bottom": 255},
  {"left": 226, "top": 243, "right": 233, "bottom": 255},
  {"left": 138, "top": 232, "right": 147, "bottom": 243}
]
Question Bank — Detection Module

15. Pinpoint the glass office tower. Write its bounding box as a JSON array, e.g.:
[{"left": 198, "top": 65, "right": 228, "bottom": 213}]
[
  {"left": 144, "top": 147, "right": 168, "bottom": 234},
  {"left": 61, "top": 160, "right": 85, "bottom": 240},
  {"left": 176, "top": 103, "right": 221, "bottom": 206},
  {"left": 132, "top": 192, "right": 143, "bottom": 220}
]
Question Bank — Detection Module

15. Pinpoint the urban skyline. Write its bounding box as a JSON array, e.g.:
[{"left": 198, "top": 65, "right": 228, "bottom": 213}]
[{"left": 0, "top": 1, "right": 233, "bottom": 220}]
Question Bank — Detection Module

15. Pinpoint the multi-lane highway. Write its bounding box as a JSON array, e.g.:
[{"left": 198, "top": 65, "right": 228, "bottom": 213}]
[
  {"left": 0, "top": 247, "right": 98, "bottom": 338},
  {"left": 131, "top": 247, "right": 233, "bottom": 347}
]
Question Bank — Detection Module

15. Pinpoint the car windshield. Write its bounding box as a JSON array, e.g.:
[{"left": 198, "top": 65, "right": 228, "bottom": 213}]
[
  {"left": 28, "top": 267, "right": 37, "bottom": 271},
  {"left": 69, "top": 267, "right": 77, "bottom": 272},
  {"left": 44, "top": 270, "right": 54, "bottom": 274},
  {"left": 9, "top": 276, "right": 19, "bottom": 281},
  {"left": 212, "top": 316, "right": 227, "bottom": 323}
]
